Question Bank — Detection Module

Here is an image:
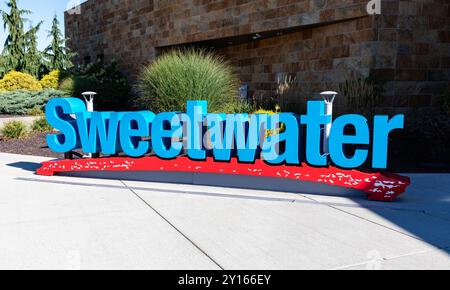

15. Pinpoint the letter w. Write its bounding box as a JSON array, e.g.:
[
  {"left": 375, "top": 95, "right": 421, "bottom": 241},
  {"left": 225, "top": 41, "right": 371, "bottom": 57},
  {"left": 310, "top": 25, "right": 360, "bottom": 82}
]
[
  {"left": 210, "top": 114, "right": 260, "bottom": 162},
  {"left": 76, "top": 112, "right": 121, "bottom": 154}
]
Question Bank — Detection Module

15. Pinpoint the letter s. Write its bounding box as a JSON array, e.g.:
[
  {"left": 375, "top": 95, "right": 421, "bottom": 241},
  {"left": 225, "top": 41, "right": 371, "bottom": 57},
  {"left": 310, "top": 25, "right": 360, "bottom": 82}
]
[{"left": 46, "top": 98, "right": 86, "bottom": 153}]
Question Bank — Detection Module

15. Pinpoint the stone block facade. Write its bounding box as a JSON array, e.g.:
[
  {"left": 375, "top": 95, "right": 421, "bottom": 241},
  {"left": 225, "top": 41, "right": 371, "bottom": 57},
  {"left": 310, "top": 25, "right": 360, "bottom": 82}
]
[{"left": 65, "top": 0, "right": 449, "bottom": 113}]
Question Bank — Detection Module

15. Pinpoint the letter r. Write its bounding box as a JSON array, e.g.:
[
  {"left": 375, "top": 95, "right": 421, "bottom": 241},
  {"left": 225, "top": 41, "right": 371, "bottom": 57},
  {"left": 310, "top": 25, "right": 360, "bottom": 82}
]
[{"left": 372, "top": 115, "right": 404, "bottom": 169}]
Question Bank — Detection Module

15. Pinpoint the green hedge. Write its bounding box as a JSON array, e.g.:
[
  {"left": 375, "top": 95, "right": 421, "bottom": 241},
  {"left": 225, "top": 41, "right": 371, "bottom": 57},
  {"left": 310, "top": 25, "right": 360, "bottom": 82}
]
[{"left": 0, "top": 89, "right": 69, "bottom": 115}]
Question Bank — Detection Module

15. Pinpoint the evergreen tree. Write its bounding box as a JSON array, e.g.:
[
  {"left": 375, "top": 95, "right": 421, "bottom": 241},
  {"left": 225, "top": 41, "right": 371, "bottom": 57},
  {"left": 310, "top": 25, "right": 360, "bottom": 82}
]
[
  {"left": 23, "top": 21, "right": 43, "bottom": 77},
  {"left": 0, "top": 55, "right": 6, "bottom": 77},
  {"left": 45, "top": 15, "right": 74, "bottom": 70},
  {"left": 1, "top": 0, "right": 30, "bottom": 72}
]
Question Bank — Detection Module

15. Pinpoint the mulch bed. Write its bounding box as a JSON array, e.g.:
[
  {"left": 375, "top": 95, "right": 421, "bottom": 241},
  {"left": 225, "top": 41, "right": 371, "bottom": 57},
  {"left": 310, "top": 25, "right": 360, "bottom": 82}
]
[{"left": 0, "top": 132, "right": 60, "bottom": 158}]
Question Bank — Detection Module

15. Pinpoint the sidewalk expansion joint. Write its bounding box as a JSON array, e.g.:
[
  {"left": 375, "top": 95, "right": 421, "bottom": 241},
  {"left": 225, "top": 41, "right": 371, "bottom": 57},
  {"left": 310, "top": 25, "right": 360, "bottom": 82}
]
[
  {"left": 119, "top": 180, "right": 225, "bottom": 270},
  {"left": 332, "top": 246, "right": 450, "bottom": 270},
  {"left": 299, "top": 194, "right": 446, "bottom": 250}
]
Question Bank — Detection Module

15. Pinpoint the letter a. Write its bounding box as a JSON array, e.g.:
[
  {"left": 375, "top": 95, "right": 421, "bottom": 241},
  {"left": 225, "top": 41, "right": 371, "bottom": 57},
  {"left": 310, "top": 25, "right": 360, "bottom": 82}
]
[{"left": 367, "top": 0, "right": 381, "bottom": 15}]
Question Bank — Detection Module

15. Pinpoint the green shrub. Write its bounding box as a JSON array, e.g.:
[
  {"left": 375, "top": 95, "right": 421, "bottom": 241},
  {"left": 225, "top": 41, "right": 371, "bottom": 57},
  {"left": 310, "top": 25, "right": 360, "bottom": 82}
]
[
  {"left": 136, "top": 49, "right": 240, "bottom": 113},
  {"left": 1, "top": 120, "right": 28, "bottom": 139},
  {"left": 221, "top": 99, "right": 254, "bottom": 114},
  {"left": 59, "top": 61, "right": 131, "bottom": 111},
  {"left": 27, "top": 107, "right": 44, "bottom": 116},
  {"left": 0, "top": 89, "right": 69, "bottom": 115},
  {"left": 32, "top": 117, "right": 53, "bottom": 132},
  {"left": 40, "top": 70, "right": 60, "bottom": 89},
  {"left": 58, "top": 76, "right": 74, "bottom": 93},
  {"left": 0, "top": 71, "right": 42, "bottom": 92}
]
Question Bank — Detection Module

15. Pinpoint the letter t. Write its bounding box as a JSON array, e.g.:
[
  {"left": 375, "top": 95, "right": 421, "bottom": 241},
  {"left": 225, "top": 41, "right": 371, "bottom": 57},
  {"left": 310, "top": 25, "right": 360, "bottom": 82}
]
[{"left": 300, "top": 101, "right": 331, "bottom": 166}]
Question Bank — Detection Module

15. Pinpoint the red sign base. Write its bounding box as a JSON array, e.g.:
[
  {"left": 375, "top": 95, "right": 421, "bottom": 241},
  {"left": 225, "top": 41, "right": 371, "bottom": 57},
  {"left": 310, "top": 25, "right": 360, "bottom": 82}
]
[{"left": 36, "top": 156, "right": 410, "bottom": 202}]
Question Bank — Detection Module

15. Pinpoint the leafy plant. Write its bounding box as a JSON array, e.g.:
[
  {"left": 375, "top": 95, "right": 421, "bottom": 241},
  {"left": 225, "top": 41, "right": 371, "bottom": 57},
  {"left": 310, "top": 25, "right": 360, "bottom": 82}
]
[
  {"left": 0, "top": 71, "right": 42, "bottom": 91},
  {"left": 58, "top": 75, "right": 74, "bottom": 93},
  {"left": 275, "top": 74, "right": 308, "bottom": 114},
  {"left": 253, "top": 107, "right": 281, "bottom": 115},
  {"left": 136, "top": 49, "right": 240, "bottom": 113},
  {"left": 27, "top": 106, "right": 44, "bottom": 116},
  {"left": 407, "top": 108, "right": 450, "bottom": 160},
  {"left": 250, "top": 74, "right": 308, "bottom": 114},
  {"left": 1, "top": 120, "right": 28, "bottom": 139},
  {"left": 32, "top": 116, "right": 52, "bottom": 132},
  {"left": 0, "top": 89, "right": 68, "bottom": 115},
  {"left": 40, "top": 70, "right": 60, "bottom": 89},
  {"left": 253, "top": 106, "right": 286, "bottom": 137},
  {"left": 251, "top": 93, "right": 278, "bottom": 112},
  {"left": 414, "top": 92, "right": 450, "bottom": 160},
  {"left": 59, "top": 61, "right": 131, "bottom": 111},
  {"left": 221, "top": 99, "right": 254, "bottom": 114}
]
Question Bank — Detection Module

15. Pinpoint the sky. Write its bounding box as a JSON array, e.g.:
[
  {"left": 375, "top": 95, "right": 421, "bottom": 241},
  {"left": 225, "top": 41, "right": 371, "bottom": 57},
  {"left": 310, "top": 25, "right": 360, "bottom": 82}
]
[{"left": 0, "top": 0, "right": 87, "bottom": 51}]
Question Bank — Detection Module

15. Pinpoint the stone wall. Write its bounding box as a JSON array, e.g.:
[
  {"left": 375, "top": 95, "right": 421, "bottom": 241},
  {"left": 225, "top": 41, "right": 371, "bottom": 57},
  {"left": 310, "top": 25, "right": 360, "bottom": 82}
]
[
  {"left": 65, "top": 0, "right": 369, "bottom": 77},
  {"left": 65, "top": 0, "right": 449, "bottom": 113},
  {"left": 370, "top": 0, "right": 450, "bottom": 113},
  {"left": 218, "top": 16, "right": 375, "bottom": 107},
  {"left": 65, "top": 0, "right": 155, "bottom": 76}
]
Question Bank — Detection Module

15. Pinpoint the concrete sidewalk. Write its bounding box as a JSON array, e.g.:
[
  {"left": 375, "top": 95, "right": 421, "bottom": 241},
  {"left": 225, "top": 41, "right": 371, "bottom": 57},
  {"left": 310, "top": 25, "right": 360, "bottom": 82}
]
[{"left": 0, "top": 152, "right": 449, "bottom": 270}]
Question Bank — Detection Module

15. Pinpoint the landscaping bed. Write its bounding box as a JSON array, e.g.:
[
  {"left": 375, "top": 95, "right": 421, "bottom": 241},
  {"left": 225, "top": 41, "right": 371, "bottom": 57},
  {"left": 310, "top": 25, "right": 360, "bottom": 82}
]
[{"left": 0, "top": 132, "right": 59, "bottom": 158}]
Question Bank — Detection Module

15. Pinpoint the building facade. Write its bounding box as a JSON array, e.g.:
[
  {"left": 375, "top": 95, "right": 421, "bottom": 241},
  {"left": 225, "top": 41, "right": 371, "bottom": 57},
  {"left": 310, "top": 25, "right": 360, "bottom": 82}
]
[{"left": 65, "top": 0, "right": 449, "bottom": 113}]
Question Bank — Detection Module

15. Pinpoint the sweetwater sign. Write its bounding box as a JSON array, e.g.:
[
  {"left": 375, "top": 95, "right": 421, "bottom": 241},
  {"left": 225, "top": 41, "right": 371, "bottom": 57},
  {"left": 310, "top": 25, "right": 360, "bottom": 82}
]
[{"left": 36, "top": 98, "right": 410, "bottom": 201}]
